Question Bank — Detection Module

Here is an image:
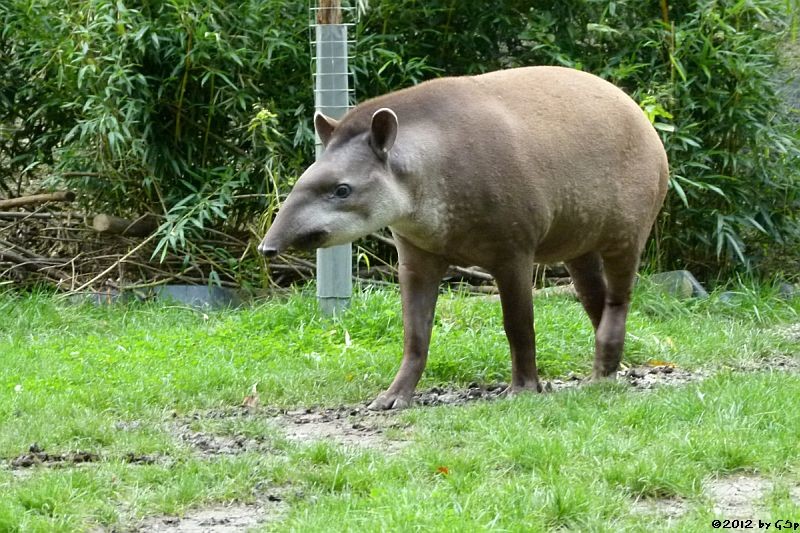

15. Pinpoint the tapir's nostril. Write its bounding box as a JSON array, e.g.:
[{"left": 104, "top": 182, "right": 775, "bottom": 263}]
[{"left": 258, "top": 245, "right": 279, "bottom": 258}]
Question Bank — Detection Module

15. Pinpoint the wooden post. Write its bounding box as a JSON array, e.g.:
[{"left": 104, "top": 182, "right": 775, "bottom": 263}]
[
  {"left": 317, "top": 0, "right": 342, "bottom": 24},
  {"left": 314, "top": 0, "right": 352, "bottom": 315}
]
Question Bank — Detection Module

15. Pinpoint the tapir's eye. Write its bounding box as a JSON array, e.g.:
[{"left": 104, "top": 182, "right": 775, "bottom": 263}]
[{"left": 333, "top": 184, "right": 351, "bottom": 199}]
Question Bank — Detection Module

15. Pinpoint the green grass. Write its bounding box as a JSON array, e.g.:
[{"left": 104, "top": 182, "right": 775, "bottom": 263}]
[{"left": 0, "top": 281, "right": 798, "bottom": 531}]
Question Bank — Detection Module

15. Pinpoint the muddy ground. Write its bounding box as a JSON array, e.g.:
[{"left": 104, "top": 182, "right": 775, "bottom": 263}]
[{"left": 166, "top": 362, "right": 720, "bottom": 460}]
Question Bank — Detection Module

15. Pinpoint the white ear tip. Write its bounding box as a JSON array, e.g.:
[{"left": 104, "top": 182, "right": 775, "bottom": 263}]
[{"left": 372, "top": 108, "right": 397, "bottom": 119}]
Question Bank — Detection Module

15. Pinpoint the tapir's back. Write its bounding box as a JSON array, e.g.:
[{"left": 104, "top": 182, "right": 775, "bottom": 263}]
[
  {"left": 334, "top": 66, "right": 669, "bottom": 264},
  {"left": 467, "top": 66, "right": 669, "bottom": 260}
]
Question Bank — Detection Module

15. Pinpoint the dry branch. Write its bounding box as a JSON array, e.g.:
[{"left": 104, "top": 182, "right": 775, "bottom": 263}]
[
  {"left": 369, "top": 232, "right": 396, "bottom": 248},
  {"left": 0, "top": 211, "right": 79, "bottom": 220},
  {"left": 452, "top": 266, "right": 494, "bottom": 282},
  {"left": 0, "top": 249, "right": 39, "bottom": 271},
  {"left": 67, "top": 231, "right": 159, "bottom": 295},
  {"left": 0, "top": 249, "right": 70, "bottom": 283},
  {"left": 0, "top": 203, "right": 511, "bottom": 293},
  {"left": 0, "top": 191, "right": 75, "bottom": 209},
  {"left": 60, "top": 172, "right": 103, "bottom": 178}
]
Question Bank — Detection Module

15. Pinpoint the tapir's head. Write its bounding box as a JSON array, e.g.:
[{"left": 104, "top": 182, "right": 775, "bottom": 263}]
[{"left": 258, "top": 108, "right": 410, "bottom": 258}]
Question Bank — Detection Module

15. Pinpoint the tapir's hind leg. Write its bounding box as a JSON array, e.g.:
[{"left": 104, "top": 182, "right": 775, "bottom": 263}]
[
  {"left": 592, "top": 250, "right": 640, "bottom": 378},
  {"left": 565, "top": 252, "right": 606, "bottom": 331},
  {"left": 368, "top": 235, "right": 448, "bottom": 410}
]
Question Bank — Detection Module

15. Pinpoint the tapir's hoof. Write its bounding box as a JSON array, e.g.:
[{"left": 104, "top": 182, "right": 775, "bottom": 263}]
[
  {"left": 368, "top": 392, "right": 413, "bottom": 411},
  {"left": 503, "top": 381, "right": 544, "bottom": 396},
  {"left": 591, "top": 368, "right": 620, "bottom": 381}
]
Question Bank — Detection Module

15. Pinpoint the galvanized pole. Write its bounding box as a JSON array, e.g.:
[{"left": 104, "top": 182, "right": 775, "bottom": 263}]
[{"left": 314, "top": 0, "right": 352, "bottom": 315}]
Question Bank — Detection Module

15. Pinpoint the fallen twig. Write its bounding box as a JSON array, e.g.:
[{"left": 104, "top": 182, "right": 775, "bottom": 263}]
[
  {"left": 369, "top": 232, "right": 396, "bottom": 247},
  {"left": 452, "top": 266, "right": 493, "bottom": 282},
  {"left": 0, "top": 210, "right": 70, "bottom": 220},
  {"left": 66, "top": 232, "right": 159, "bottom": 296}
]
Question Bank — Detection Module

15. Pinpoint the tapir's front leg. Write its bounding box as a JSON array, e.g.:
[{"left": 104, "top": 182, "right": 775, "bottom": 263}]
[{"left": 368, "top": 236, "right": 448, "bottom": 410}]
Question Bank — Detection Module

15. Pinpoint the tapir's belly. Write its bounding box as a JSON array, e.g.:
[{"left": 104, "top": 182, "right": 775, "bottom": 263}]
[
  {"left": 436, "top": 221, "right": 612, "bottom": 269},
  {"left": 391, "top": 172, "right": 654, "bottom": 270}
]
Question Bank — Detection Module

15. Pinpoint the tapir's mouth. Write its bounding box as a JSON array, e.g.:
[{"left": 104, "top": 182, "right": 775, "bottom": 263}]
[
  {"left": 292, "top": 230, "right": 329, "bottom": 251},
  {"left": 259, "top": 230, "right": 330, "bottom": 258}
]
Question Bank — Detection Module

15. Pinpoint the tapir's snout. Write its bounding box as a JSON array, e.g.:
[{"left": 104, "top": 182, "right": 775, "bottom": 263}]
[{"left": 257, "top": 228, "right": 285, "bottom": 259}]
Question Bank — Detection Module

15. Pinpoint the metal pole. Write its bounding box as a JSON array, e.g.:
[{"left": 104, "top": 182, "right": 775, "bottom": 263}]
[{"left": 314, "top": 3, "right": 352, "bottom": 315}]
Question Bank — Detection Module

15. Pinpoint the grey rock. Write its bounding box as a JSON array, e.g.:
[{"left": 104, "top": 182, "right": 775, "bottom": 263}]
[
  {"left": 648, "top": 270, "right": 708, "bottom": 299},
  {"left": 777, "top": 282, "right": 798, "bottom": 300}
]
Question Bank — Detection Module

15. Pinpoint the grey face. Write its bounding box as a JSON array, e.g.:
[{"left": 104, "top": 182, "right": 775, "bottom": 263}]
[{"left": 258, "top": 108, "right": 409, "bottom": 257}]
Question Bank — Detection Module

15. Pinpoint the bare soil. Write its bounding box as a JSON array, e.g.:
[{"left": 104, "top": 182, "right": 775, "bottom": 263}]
[
  {"left": 131, "top": 497, "right": 288, "bottom": 533},
  {"left": 12, "top": 357, "right": 796, "bottom": 471},
  {"left": 140, "top": 354, "right": 800, "bottom": 531},
  {"left": 278, "top": 406, "right": 407, "bottom": 451},
  {"left": 774, "top": 322, "right": 800, "bottom": 343},
  {"left": 633, "top": 472, "right": 800, "bottom": 523}
]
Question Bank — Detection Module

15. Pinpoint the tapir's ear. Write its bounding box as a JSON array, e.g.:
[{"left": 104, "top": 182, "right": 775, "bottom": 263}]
[
  {"left": 370, "top": 108, "right": 398, "bottom": 159},
  {"left": 314, "top": 112, "right": 339, "bottom": 147}
]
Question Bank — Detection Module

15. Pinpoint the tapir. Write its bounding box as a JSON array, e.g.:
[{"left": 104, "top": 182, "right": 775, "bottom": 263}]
[{"left": 259, "top": 66, "right": 669, "bottom": 410}]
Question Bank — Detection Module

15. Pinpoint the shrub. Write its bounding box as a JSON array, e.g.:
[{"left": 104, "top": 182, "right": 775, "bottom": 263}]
[{"left": 1, "top": 0, "right": 312, "bottom": 282}]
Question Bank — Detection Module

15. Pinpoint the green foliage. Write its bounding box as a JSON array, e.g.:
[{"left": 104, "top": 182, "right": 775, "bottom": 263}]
[
  {"left": 1, "top": 0, "right": 798, "bottom": 281},
  {"left": 1, "top": 0, "right": 310, "bottom": 270}
]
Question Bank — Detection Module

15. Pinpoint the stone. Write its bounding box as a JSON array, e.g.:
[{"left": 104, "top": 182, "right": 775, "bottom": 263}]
[
  {"left": 648, "top": 270, "right": 708, "bottom": 299},
  {"left": 777, "top": 282, "right": 798, "bottom": 300}
]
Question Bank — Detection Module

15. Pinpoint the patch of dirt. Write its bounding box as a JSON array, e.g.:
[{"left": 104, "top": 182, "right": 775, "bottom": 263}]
[
  {"left": 411, "top": 364, "right": 711, "bottom": 402},
  {"left": 413, "top": 382, "right": 509, "bottom": 406},
  {"left": 618, "top": 364, "right": 709, "bottom": 390},
  {"left": 5, "top": 442, "right": 164, "bottom": 476},
  {"left": 9, "top": 443, "right": 98, "bottom": 468},
  {"left": 173, "top": 422, "right": 274, "bottom": 457},
  {"left": 169, "top": 364, "right": 721, "bottom": 457},
  {"left": 630, "top": 496, "right": 689, "bottom": 521},
  {"left": 772, "top": 322, "right": 800, "bottom": 344},
  {"left": 707, "top": 473, "right": 771, "bottom": 518},
  {"left": 279, "top": 406, "right": 408, "bottom": 451},
  {"left": 132, "top": 498, "right": 287, "bottom": 533},
  {"left": 170, "top": 407, "right": 296, "bottom": 457},
  {"left": 171, "top": 405, "right": 410, "bottom": 456},
  {"left": 122, "top": 452, "right": 160, "bottom": 465},
  {"left": 729, "top": 354, "right": 800, "bottom": 373},
  {"left": 632, "top": 473, "right": 800, "bottom": 521}
]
